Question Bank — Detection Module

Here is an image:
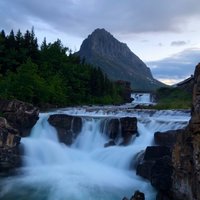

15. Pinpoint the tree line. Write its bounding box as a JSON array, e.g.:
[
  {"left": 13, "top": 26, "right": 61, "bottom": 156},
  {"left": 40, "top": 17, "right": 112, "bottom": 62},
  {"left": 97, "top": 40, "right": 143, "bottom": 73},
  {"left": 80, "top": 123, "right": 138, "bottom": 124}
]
[{"left": 0, "top": 28, "right": 123, "bottom": 107}]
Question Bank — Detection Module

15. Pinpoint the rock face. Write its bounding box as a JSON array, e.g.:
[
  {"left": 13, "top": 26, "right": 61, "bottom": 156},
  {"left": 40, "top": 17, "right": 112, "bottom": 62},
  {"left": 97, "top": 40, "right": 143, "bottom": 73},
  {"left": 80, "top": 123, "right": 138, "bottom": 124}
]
[
  {"left": 136, "top": 146, "right": 172, "bottom": 198},
  {"left": 154, "top": 129, "right": 182, "bottom": 147},
  {"left": 171, "top": 63, "right": 200, "bottom": 200},
  {"left": 48, "top": 115, "right": 138, "bottom": 146},
  {"left": 48, "top": 114, "right": 82, "bottom": 145},
  {"left": 104, "top": 117, "right": 138, "bottom": 145},
  {"left": 0, "top": 99, "right": 39, "bottom": 136},
  {"left": 77, "top": 28, "right": 165, "bottom": 91},
  {"left": 0, "top": 99, "right": 39, "bottom": 175},
  {"left": 0, "top": 117, "right": 21, "bottom": 175},
  {"left": 122, "top": 190, "right": 145, "bottom": 200}
]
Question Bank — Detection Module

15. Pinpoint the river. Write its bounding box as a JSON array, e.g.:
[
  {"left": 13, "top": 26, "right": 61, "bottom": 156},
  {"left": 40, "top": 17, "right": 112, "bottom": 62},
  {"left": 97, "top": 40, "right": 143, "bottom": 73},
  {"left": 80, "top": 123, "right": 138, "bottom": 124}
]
[{"left": 0, "top": 106, "right": 190, "bottom": 200}]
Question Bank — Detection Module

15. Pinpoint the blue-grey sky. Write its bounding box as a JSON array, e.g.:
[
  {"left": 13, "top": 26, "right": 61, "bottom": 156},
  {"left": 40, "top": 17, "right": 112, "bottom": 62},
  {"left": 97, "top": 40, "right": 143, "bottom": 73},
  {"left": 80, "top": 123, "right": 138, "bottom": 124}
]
[{"left": 1, "top": 0, "right": 200, "bottom": 84}]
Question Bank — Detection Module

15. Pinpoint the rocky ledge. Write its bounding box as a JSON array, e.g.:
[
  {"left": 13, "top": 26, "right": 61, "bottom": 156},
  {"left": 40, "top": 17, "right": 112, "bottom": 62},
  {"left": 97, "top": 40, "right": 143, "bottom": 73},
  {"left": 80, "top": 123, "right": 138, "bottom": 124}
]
[
  {"left": 136, "top": 63, "right": 200, "bottom": 200},
  {"left": 171, "top": 63, "right": 200, "bottom": 200},
  {"left": 122, "top": 190, "right": 145, "bottom": 200},
  {"left": 48, "top": 114, "right": 138, "bottom": 146},
  {"left": 0, "top": 99, "right": 39, "bottom": 175}
]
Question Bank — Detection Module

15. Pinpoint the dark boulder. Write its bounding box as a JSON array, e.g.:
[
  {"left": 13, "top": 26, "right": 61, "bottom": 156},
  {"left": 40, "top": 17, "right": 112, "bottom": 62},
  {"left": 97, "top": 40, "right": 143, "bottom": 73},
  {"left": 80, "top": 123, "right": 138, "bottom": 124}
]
[
  {"left": 122, "top": 190, "right": 145, "bottom": 200},
  {"left": 136, "top": 160, "right": 155, "bottom": 180},
  {"left": 104, "top": 140, "right": 116, "bottom": 148},
  {"left": 131, "top": 190, "right": 145, "bottom": 200},
  {"left": 106, "top": 118, "right": 120, "bottom": 140},
  {"left": 120, "top": 117, "right": 138, "bottom": 145},
  {"left": 0, "top": 99, "right": 39, "bottom": 136},
  {"left": 156, "top": 191, "right": 172, "bottom": 200},
  {"left": 143, "top": 146, "right": 171, "bottom": 161},
  {"left": 103, "top": 117, "right": 137, "bottom": 145},
  {"left": 151, "top": 156, "right": 173, "bottom": 191},
  {"left": 136, "top": 146, "right": 172, "bottom": 191},
  {"left": 0, "top": 117, "right": 21, "bottom": 176},
  {"left": 48, "top": 114, "right": 82, "bottom": 145},
  {"left": 154, "top": 129, "right": 182, "bottom": 147},
  {"left": 0, "top": 146, "right": 21, "bottom": 176}
]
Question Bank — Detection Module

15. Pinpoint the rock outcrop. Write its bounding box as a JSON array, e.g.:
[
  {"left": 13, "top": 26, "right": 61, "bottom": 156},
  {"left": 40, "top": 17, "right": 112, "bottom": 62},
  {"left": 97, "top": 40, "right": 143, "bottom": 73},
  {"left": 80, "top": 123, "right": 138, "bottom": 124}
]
[
  {"left": 104, "top": 117, "right": 138, "bottom": 145},
  {"left": 0, "top": 99, "right": 39, "bottom": 175},
  {"left": 135, "top": 64, "right": 200, "bottom": 200},
  {"left": 122, "top": 190, "right": 145, "bottom": 200},
  {"left": 136, "top": 146, "right": 172, "bottom": 199},
  {"left": 48, "top": 114, "right": 82, "bottom": 145},
  {"left": 154, "top": 129, "right": 182, "bottom": 147},
  {"left": 0, "top": 99, "right": 39, "bottom": 136},
  {"left": 171, "top": 63, "right": 200, "bottom": 200},
  {"left": 0, "top": 117, "right": 21, "bottom": 175},
  {"left": 77, "top": 28, "right": 165, "bottom": 91}
]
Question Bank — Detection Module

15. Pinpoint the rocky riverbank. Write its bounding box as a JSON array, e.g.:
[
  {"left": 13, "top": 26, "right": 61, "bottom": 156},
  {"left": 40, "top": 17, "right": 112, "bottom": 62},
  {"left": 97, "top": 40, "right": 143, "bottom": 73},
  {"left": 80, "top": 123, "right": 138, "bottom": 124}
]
[
  {"left": 0, "top": 99, "right": 39, "bottom": 175},
  {"left": 136, "top": 63, "right": 200, "bottom": 200},
  {"left": 171, "top": 63, "right": 200, "bottom": 200}
]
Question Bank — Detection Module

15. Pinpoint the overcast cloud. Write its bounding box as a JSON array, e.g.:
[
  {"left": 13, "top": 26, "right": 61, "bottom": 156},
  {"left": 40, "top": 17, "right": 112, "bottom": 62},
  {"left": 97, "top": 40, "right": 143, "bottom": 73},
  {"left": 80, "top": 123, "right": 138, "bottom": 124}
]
[
  {"left": 1, "top": 0, "right": 200, "bottom": 36},
  {"left": 147, "top": 48, "right": 200, "bottom": 81},
  {"left": 1, "top": 0, "right": 200, "bottom": 84},
  {"left": 171, "top": 41, "right": 188, "bottom": 47}
]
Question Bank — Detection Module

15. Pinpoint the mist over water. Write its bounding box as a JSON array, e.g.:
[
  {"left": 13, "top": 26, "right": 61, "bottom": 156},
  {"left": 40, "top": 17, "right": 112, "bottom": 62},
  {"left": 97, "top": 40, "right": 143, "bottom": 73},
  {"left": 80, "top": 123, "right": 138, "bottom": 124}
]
[{"left": 0, "top": 108, "right": 190, "bottom": 200}]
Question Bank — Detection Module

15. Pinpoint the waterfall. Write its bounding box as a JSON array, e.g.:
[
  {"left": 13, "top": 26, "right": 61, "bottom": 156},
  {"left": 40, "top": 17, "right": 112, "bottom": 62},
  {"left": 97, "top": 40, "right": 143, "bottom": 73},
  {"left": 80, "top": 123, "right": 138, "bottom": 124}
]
[
  {"left": 131, "top": 93, "right": 154, "bottom": 105},
  {"left": 0, "top": 109, "right": 190, "bottom": 200}
]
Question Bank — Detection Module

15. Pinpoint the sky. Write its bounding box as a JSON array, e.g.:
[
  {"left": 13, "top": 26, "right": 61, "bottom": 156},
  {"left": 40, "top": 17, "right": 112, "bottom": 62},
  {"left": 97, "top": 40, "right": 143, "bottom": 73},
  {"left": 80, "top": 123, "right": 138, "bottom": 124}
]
[{"left": 1, "top": 0, "right": 200, "bottom": 85}]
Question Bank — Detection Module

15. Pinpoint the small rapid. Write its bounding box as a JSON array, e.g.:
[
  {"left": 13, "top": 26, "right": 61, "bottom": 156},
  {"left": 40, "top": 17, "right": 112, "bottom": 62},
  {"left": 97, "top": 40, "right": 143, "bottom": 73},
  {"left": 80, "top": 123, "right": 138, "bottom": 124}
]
[{"left": 0, "top": 108, "right": 190, "bottom": 200}]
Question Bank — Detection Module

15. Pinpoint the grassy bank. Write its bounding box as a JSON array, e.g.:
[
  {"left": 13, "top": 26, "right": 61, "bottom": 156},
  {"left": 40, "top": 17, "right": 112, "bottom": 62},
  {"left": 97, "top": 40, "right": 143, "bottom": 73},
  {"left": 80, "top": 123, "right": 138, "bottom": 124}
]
[{"left": 153, "top": 87, "right": 192, "bottom": 109}]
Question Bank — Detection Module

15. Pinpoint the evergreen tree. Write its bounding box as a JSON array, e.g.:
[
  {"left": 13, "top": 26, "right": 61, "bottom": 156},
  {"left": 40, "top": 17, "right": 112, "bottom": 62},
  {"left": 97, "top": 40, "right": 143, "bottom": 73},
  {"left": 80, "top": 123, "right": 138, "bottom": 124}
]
[{"left": 0, "top": 28, "right": 123, "bottom": 106}]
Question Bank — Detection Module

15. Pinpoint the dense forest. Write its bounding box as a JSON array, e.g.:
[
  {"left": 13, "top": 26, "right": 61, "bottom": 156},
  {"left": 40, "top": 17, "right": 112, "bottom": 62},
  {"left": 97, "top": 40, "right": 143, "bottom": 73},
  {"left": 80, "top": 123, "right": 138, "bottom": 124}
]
[{"left": 0, "top": 28, "right": 123, "bottom": 107}]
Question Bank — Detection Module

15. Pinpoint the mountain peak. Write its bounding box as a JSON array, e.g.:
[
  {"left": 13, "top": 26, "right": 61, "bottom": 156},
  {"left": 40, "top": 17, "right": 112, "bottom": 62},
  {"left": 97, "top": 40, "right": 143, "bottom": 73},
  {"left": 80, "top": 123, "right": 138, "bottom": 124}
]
[
  {"left": 78, "top": 29, "right": 165, "bottom": 91},
  {"left": 81, "top": 28, "right": 129, "bottom": 58}
]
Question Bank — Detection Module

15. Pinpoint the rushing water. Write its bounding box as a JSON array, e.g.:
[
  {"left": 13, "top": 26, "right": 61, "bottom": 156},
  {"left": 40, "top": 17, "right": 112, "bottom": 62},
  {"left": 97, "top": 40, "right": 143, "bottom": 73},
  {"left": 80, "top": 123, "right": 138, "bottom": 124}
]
[
  {"left": 0, "top": 108, "right": 190, "bottom": 200},
  {"left": 131, "top": 93, "right": 154, "bottom": 105}
]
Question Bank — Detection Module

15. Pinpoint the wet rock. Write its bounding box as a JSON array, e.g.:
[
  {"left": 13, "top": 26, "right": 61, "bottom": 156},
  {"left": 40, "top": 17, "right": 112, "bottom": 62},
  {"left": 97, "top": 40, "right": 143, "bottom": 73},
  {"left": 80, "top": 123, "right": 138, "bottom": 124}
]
[
  {"left": 122, "top": 190, "right": 145, "bottom": 200},
  {"left": 151, "top": 156, "right": 173, "bottom": 191},
  {"left": 143, "top": 146, "right": 171, "bottom": 161},
  {"left": 131, "top": 190, "right": 145, "bottom": 200},
  {"left": 171, "top": 63, "right": 200, "bottom": 200},
  {"left": 0, "top": 99, "right": 39, "bottom": 136},
  {"left": 154, "top": 129, "right": 182, "bottom": 147},
  {"left": 0, "top": 146, "right": 21, "bottom": 176},
  {"left": 0, "top": 99, "right": 39, "bottom": 176},
  {"left": 156, "top": 191, "right": 172, "bottom": 200},
  {"left": 0, "top": 117, "right": 22, "bottom": 176},
  {"left": 48, "top": 114, "right": 82, "bottom": 145},
  {"left": 136, "top": 146, "right": 172, "bottom": 190},
  {"left": 120, "top": 117, "right": 138, "bottom": 145},
  {"left": 106, "top": 118, "right": 120, "bottom": 140},
  {"left": 104, "top": 140, "right": 116, "bottom": 148},
  {"left": 102, "top": 117, "right": 137, "bottom": 145}
]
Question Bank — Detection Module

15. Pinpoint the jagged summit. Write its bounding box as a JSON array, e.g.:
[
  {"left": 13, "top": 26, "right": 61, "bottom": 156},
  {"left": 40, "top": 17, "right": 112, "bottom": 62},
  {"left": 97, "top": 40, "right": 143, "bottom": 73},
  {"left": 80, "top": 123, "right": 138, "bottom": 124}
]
[{"left": 78, "top": 28, "right": 165, "bottom": 91}]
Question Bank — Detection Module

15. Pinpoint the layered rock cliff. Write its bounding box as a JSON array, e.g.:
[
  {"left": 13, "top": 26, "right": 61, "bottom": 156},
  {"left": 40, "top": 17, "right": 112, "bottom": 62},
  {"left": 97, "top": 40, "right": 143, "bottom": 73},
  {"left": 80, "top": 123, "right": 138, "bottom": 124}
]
[
  {"left": 135, "top": 64, "right": 200, "bottom": 200},
  {"left": 77, "top": 28, "right": 165, "bottom": 91},
  {"left": 172, "top": 63, "right": 200, "bottom": 200}
]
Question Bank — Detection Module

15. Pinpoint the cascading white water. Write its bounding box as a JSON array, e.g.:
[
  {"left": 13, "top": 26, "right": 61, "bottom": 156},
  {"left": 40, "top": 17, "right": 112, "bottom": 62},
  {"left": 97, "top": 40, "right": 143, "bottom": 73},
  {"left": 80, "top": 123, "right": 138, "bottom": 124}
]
[
  {"left": 0, "top": 108, "right": 190, "bottom": 200},
  {"left": 131, "top": 93, "right": 153, "bottom": 105}
]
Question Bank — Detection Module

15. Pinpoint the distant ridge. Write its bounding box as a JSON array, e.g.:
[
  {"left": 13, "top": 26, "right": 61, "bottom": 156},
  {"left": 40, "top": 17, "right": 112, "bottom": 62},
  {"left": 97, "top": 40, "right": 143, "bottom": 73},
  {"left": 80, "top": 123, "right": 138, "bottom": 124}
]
[{"left": 77, "top": 28, "right": 165, "bottom": 91}]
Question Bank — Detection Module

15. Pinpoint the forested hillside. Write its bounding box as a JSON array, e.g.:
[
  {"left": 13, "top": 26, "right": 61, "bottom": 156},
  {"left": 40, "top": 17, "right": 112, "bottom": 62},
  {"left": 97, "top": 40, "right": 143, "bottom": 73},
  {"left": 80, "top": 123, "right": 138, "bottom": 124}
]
[{"left": 0, "top": 29, "right": 123, "bottom": 107}]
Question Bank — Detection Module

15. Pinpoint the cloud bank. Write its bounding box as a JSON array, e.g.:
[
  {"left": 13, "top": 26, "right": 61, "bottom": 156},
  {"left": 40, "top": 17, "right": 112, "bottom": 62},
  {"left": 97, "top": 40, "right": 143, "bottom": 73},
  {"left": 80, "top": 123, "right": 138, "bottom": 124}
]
[
  {"left": 147, "top": 48, "right": 200, "bottom": 83},
  {"left": 1, "top": 0, "right": 200, "bottom": 36}
]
